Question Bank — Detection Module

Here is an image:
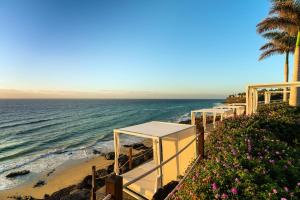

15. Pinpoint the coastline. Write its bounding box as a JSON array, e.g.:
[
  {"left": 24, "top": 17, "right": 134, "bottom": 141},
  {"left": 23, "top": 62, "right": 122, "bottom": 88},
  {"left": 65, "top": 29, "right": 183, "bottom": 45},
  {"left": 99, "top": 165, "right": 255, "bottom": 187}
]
[
  {"left": 0, "top": 155, "right": 113, "bottom": 199},
  {"left": 0, "top": 139, "right": 152, "bottom": 200}
]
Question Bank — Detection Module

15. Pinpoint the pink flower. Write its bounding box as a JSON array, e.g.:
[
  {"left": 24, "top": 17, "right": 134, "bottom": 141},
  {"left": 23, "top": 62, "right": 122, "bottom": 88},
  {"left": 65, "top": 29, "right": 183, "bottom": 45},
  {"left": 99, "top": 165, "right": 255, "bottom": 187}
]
[
  {"left": 221, "top": 193, "right": 228, "bottom": 199},
  {"left": 284, "top": 186, "right": 289, "bottom": 192},
  {"left": 211, "top": 182, "right": 218, "bottom": 190},
  {"left": 297, "top": 182, "right": 300, "bottom": 186},
  {"left": 273, "top": 189, "right": 278, "bottom": 194},
  {"left": 231, "top": 187, "right": 238, "bottom": 195},
  {"left": 281, "top": 198, "right": 287, "bottom": 200},
  {"left": 235, "top": 178, "right": 240, "bottom": 184},
  {"left": 269, "top": 159, "right": 275, "bottom": 164}
]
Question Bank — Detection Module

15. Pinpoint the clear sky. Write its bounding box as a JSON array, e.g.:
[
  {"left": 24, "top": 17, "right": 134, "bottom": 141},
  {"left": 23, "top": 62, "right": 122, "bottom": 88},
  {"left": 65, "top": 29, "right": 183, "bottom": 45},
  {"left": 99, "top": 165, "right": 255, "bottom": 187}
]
[{"left": 0, "top": 0, "right": 291, "bottom": 99}]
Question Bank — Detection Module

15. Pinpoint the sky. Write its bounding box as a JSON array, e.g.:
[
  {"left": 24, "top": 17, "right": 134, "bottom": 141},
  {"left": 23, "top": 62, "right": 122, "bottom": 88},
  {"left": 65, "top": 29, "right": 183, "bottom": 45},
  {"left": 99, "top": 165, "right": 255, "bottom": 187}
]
[{"left": 0, "top": 0, "right": 291, "bottom": 99}]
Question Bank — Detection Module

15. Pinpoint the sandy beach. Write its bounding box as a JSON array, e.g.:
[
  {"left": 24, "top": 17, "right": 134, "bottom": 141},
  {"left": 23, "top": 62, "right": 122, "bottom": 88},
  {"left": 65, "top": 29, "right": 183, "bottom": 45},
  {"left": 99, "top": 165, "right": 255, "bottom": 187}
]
[
  {"left": 0, "top": 155, "right": 114, "bottom": 199},
  {"left": 0, "top": 139, "right": 152, "bottom": 200}
]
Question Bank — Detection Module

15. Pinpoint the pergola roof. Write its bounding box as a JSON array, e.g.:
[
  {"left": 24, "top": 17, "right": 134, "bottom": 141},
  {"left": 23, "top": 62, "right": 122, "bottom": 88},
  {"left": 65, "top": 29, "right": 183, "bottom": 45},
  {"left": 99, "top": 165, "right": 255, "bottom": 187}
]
[
  {"left": 118, "top": 121, "right": 194, "bottom": 138},
  {"left": 191, "top": 108, "right": 232, "bottom": 114}
]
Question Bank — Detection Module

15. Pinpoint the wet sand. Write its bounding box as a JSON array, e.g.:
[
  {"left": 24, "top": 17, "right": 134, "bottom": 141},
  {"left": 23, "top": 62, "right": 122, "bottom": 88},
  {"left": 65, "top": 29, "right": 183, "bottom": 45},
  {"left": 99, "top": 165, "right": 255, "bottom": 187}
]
[{"left": 0, "top": 156, "right": 113, "bottom": 199}]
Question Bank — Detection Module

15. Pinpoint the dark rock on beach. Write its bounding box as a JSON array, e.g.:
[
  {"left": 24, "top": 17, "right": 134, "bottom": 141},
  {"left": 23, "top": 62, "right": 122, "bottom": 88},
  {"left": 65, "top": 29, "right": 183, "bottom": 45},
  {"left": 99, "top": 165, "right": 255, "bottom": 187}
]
[
  {"left": 77, "top": 175, "right": 92, "bottom": 189},
  {"left": 77, "top": 168, "right": 108, "bottom": 190},
  {"left": 47, "top": 169, "right": 55, "bottom": 177},
  {"left": 45, "top": 185, "right": 76, "bottom": 200},
  {"left": 8, "top": 195, "right": 38, "bottom": 200},
  {"left": 124, "top": 142, "right": 148, "bottom": 150},
  {"left": 92, "top": 149, "right": 102, "bottom": 155},
  {"left": 61, "top": 188, "right": 90, "bottom": 200},
  {"left": 96, "top": 168, "right": 108, "bottom": 178},
  {"left": 152, "top": 180, "right": 178, "bottom": 200},
  {"left": 6, "top": 170, "right": 30, "bottom": 178},
  {"left": 33, "top": 180, "right": 45, "bottom": 188},
  {"left": 107, "top": 163, "right": 114, "bottom": 174},
  {"left": 105, "top": 152, "right": 115, "bottom": 160}
]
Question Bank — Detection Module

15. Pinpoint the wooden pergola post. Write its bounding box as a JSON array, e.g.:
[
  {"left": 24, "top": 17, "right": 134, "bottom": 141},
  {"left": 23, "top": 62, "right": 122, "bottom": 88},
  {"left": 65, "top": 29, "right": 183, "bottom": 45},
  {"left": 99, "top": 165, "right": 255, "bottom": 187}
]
[
  {"left": 196, "top": 125, "right": 204, "bottom": 159},
  {"left": 106, "top": 174, "right": 123, "bottom": 200}
]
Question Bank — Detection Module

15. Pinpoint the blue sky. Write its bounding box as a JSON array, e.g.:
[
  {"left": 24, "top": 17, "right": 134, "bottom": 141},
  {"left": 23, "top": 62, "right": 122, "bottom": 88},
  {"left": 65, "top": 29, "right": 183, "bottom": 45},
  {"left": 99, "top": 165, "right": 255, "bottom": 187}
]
[{"left": 0, "top": 0, "right": 290, "bottom": 98}]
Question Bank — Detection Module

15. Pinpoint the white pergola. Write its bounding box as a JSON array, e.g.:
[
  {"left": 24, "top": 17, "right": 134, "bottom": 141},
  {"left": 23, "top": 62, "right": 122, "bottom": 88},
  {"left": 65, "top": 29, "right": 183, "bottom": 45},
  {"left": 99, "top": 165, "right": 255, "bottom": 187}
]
[
  {"left": 264, "top": 90, "right": 290, "bottom": 104},
  {"left": 246, "top": 82, "right": 300, "bottom": 115},
  {"left": 214, "top": 105, "right": 245, "bottom": 116},
  {"left": 190, "top": 108, "right": 233, "bottom": 131},
  {"left": 113, "top": 121, "right": 196, "bottom": 199}
]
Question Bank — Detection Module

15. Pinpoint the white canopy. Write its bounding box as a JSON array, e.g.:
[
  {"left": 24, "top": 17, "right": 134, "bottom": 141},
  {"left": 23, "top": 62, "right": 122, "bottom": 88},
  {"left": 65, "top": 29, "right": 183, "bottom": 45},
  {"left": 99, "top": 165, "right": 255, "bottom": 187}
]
[{"left": 118, "top": 121, "right": 194, "bottom": 138}]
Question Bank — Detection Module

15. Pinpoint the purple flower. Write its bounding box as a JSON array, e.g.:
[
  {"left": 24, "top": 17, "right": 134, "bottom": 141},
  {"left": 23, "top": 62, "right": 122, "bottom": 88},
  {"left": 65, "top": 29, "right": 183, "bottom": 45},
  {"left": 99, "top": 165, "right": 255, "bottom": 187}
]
[
  {"left": 211, "top": 182, "right": 218, "bottom": 190},
  {"left": 231, "top": 149, "right": 237, "bottom": 156},
  {"left": 275, "top": 151, "right": 280, "bottom": 155},
  {"left": 221, "top": 193, "right": 228, "bottom": 199},
  {"left": 273, "top": 189, "right": 278, "bottom": 194},
  {"left": 231, "top": 187, "right": 238, "bottom": 195},
  {"left": 269, "top": 159, "right": 275, "bottom": 164}
]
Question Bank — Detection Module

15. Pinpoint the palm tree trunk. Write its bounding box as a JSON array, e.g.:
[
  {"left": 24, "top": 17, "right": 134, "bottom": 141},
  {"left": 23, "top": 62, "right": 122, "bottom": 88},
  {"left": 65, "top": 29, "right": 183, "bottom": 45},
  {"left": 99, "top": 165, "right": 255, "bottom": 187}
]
[
  {"left": 289, "top": 31, "right": 300, "bottom": 106},
  {"left": 283, "top": 51, "right": 289, "bottom": 102}
]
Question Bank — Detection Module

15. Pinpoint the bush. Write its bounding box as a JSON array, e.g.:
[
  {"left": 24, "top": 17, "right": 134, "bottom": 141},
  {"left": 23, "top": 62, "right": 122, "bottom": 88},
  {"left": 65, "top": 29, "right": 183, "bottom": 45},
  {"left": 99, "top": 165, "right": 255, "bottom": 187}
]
[{"left": 172, "top": 104, "right": 300, "bottom": 200}]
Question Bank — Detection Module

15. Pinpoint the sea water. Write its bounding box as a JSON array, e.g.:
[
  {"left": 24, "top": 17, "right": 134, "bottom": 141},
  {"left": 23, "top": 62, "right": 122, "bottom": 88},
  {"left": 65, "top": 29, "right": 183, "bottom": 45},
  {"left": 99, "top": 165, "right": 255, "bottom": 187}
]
[{"left": 0, "top": 99, "right": 222, "bottom": 189}]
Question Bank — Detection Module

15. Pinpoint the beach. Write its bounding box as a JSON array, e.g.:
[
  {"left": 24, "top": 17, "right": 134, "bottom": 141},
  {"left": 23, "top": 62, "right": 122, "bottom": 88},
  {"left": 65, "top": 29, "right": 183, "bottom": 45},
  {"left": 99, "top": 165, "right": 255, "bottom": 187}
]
[
  {"left": 0, "top": 155, "right": 113, "bottom": 199},
  {"left": 0, "top": 139, "right": 152, "bottom": 200}
]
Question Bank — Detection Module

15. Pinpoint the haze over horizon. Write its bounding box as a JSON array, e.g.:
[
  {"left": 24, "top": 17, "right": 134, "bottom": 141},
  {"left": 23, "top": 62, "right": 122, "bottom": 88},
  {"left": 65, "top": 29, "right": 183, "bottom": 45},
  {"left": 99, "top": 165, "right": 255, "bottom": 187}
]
[{"left": 0, "top": 0, "right": 290, "bottom": 99}]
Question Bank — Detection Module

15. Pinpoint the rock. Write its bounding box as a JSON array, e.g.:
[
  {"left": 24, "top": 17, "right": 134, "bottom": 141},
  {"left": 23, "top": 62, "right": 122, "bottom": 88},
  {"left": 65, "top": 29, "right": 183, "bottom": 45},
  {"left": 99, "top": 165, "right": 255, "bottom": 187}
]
[
  {"left": 107, "top": 164, "right": 114, "bottom": 174},
  {"left": 96, "top": 169, "right": 108, "bottom": 178},
  {"left": 47, "top": 185, "right": 76, "bottom": 200},
  {"left": 77, "top": 175, "right": 92, "bottom": 189},
  {"left": 8, "top": 195, "right": 36, "bottom": 200},
  {"left": 118, "top": 154, "right": 129, "bottom": 165},
  {"left": 124, "top": 143, "right": 148, "bottom": 150},
  {"left": 6, "top": 170, "right": 30, "bottom": 178},
  {"left": 44, "top": 194, "right": 50, "bottom": 199},
  {"left": 47, "top": 169, "right": 55, "bottom": 176},
  {"left": 92, "top": 149, "right": 102, "bottom": 155},
  {"left": 152, "top": 181, "right": 178, "bottom": 200},
  {"left": 132, "top": 156, "right": 144, "bottom": 167},
  {"left": 105, "top": 152, "right": 115, "bottom": 160},
  {"left": 61, "top": 189, "right": 90, "bottom": 200},
  {"left": 33, "top": 180, "right": 45, "bottom": 188}
]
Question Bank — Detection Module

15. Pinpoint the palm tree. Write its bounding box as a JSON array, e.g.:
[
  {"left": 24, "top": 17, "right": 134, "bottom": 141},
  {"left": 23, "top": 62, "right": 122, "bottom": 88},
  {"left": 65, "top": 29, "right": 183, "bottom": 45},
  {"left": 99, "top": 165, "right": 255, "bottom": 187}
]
[
  {"left": 257, "top": 0, "right": 300, "bottom": 106},
  {"left": 258, "top": 31, "right": 296, "bottom": 101}
]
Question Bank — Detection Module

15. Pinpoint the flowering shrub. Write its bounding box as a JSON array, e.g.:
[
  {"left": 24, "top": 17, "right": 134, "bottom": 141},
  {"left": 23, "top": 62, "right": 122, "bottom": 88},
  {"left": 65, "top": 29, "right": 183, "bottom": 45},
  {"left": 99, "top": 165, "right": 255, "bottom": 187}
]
[{"left": 173, "top": 104, "right": 300, "bottom": 199}]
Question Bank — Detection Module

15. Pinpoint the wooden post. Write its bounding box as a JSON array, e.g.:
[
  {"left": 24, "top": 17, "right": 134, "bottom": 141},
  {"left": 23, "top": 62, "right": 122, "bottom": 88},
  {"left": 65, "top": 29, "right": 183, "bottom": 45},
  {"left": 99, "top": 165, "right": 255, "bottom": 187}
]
[
  {"left": 91, "top": 166, "right": 96, "bottom": 200},
  {"left": 196, "top": 126, "right": 204, "bottom": 159},
  {"left": 106, "top": 174, "right": 123, "bottom": 200},
  {"left": 128, "top": 147, "right": 133, "bottom": 170}
]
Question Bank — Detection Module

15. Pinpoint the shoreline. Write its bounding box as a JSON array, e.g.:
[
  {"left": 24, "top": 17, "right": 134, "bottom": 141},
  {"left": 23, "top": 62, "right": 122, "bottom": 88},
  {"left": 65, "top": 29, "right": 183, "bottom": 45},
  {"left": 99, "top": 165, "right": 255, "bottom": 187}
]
[
  {"left": 0, "top": 140, "right": 152, "bottom": 200},
  {"left": 0, "top": 155, "right": 114, "bottom": 199}
]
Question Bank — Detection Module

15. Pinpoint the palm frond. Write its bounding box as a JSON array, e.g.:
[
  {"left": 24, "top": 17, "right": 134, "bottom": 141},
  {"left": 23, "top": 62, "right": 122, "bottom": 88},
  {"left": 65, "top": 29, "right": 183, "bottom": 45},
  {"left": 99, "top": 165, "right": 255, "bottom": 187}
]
[
  {"left": 260, "top": 42, "right": 276, "bottom": 51},
  {"left": 259, "top": 48, "right": 285, "bottom": 60},
  {"left": 256, "top": 16, "right": 296, "bottom": 33}
]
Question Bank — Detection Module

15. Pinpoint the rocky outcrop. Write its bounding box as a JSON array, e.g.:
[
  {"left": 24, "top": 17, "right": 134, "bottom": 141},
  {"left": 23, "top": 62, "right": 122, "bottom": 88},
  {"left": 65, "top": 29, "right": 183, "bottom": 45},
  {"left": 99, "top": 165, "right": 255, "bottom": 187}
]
[
  {"left": 6, "top": 170, "right": 30, "bottom": 178},
  {"left": 33, "top": 180, "right": 45, "bottom": 188}
]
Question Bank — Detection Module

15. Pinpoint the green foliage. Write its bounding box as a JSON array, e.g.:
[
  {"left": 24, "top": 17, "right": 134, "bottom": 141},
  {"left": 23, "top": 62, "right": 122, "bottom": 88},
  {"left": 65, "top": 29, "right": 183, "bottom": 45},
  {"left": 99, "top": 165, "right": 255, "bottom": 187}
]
[{"left": 172, "top": 104, "right": 300, "bottom": 200}]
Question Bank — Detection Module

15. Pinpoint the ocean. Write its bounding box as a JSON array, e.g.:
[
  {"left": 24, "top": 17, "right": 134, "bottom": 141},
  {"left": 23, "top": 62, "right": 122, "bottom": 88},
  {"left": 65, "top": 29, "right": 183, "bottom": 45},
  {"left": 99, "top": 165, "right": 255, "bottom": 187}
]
[{"left": 0, "top": 99, "right": 222, "bottom": 190}]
